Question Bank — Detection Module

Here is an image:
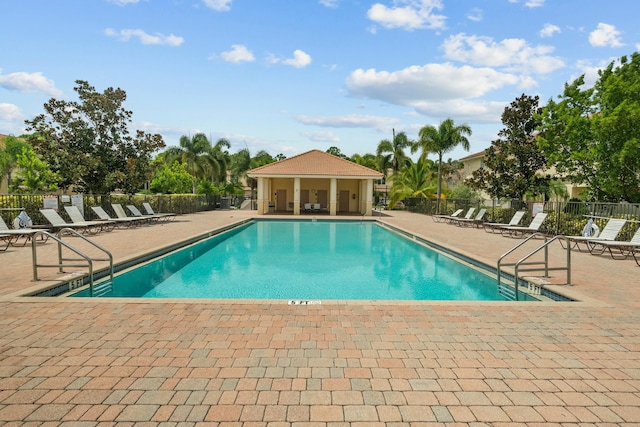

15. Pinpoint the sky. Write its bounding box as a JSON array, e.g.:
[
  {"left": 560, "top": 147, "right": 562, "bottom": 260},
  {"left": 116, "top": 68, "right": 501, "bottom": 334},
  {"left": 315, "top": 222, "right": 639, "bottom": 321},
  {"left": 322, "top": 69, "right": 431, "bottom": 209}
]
[{"left": 1, "top": 0, "right": 639, "bottom": 162}]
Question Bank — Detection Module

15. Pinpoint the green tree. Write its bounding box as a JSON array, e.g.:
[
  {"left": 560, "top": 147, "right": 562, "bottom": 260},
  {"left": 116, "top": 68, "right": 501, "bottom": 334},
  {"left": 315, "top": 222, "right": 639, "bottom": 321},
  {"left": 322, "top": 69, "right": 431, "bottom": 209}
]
[
  {"left": 538, "top": 53, "right": 640, "bottom": 202},
  {"left": 0, "top": 135, "right": 30, "bottom": 187},
  {"left": 376, "top": 129, "right": 411, "bottom": 175},
  {"left": 24, "top": 80, "right": 165, "bottom": 194},
  {"left": 177, "top": 133, "right": 213, "bottom": 193},
  {"left": 326, "top": 146, "right": 348, "bottom": 159},
  {"left": 468, "top": 94, "right": 548, "bottom": 201},
  {"left": 149, "top": 162, "right": 193, "bottom": 194},
  {"left": 415, "top": 118, "right": 471, "bottom": 213},
  {"left": 388, "top": 155, "right": 437, "bottom": 206},
  {"left": 351, "top": 152, "right": 380, "bottom": 170},
  {"left": 9, "top": 146, "right": 58, "bottom": 193},
  {"left": 230, "top": 149, "right": 275, "bottom": 198}
]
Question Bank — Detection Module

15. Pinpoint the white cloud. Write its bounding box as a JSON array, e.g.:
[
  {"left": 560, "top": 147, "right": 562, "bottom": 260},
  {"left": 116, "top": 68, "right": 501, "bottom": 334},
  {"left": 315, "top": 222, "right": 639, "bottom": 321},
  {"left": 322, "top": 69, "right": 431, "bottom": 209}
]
[
  {"left": 539, "top": 23, "right": 560, "bottom": 38},
  {"left": 300, "top": 130, "right": 341, "bottom": 142},
  {"left": 466, "top": 8, "right": 483, "bottom": 22},
  {"left": 202, "top": 0, "right": 232, "bottom": 11},
  {"left": 104, "top": 28, "right": 184, "bottom": 46},
  {"left": 296, "top": 114, "right": 398, "bottom": 128},
  {"left": 220, "top": 45, "right": 255, "bottom": 63},
  {"left": 442, "top": 33, "right": 565, "bottom": 74},
  {"left": 319, "top": 0, "right": 341, "bottom": 7},
  {"left": 107, "top": 0, "right": 140, "bottom": 5},
  {"left": 0, "top": 103, "right": 22, "bottom": 122},
  {"left": 0, "top": 70, "right": 63, "bottom": 97},
  {"left": 282, "top": 50, "right": 312, "bottom": 68},
  {"left": 589, "top": 23, "right": 623, "bottom": 48},
  {"left": 367, "top": 0, "right": 446, "bottom": 31},
  {"left": 346, "top": 63, "right": 520, "bottom": 102},
  {"left": 525, "top": 0, "right": 544, "bottom": 7},
  {"left": 508, "top": 0, "right": 545, "bottom": 7},
  {"left": 344, "top": 63, "right": 531, "bottom": 122},
  {"left": 411, "top": 98, "right": 509, "bottom": 122}
]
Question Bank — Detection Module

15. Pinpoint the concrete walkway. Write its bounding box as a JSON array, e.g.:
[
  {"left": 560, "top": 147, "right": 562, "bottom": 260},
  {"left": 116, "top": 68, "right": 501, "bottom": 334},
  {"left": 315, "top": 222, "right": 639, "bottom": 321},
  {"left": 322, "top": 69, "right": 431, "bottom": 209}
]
[{"left": 0, "top": 209, "right": 639, "bottom": 426}]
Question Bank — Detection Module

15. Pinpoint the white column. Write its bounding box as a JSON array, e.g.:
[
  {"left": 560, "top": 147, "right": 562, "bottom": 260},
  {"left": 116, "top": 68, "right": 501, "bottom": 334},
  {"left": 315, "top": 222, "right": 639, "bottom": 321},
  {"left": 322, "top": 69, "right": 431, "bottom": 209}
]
[
  {"left": 293, "top": 177, "right": 301, "bottom": 215},
  {"left": 365, "top": 179, "right": 373, "bottom": 216},
  {"left": 329, "top": 178, "right": 337, "bottom": 216},
  {"left": 256, "top": 177, "right": 266, "bottom": 214}
]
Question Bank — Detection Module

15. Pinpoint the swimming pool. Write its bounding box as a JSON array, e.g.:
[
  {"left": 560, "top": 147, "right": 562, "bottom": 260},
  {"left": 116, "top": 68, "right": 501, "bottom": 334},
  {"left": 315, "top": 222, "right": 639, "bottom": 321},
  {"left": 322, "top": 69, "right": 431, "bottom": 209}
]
[{"left": 71, "top": 220, "right": 537, "bottom": 301}]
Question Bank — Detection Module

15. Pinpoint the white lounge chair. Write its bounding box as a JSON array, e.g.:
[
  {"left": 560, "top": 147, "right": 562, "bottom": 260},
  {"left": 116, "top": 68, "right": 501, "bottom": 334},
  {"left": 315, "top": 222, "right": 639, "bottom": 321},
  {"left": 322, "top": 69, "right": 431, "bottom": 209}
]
[
  {"left": 112, "top": 203, "right": 151, "bottom": 225},
  {"left": 587, "top": 223, "right": 640, "bottom": 259},
  {"left": 0, "top": 215, "right": 48, "bottom": 247},
  {"left": 453, "top": 208, "right": 487, "bottom": 227},
  {"left": 142, "top": 202, "right": 176, "bottom": 221},
  {"left": 127, "top": 204, "right": 161, "bottom": 221},
  {"left": 64, "top": 206, "right": 115, "bottom": 232},
  {"left": 500, "top": 212, "right": 548, "bottom": 238},
  {"left": 92, "top": 206, "right": 141, "bottom": 227},
  {"left": 448, "top": 208, "right": 475, "bottom": 225},
  {"left": 432, "top": 208, "right": 464, "bottom": 223},
  {"left": 40, "top": 209, "right": 102, "bottom": 235},
  {"left": 560, "top": 218, "right": 627, "bottom": 252},
  {"left": 483, "top": 211, "right": 525, "bottom": 233}
]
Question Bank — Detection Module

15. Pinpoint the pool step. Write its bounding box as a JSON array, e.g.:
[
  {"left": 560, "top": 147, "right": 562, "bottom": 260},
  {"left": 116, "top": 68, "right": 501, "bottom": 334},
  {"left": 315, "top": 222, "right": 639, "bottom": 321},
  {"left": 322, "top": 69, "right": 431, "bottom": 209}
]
[
  {"left": 498, "top": 282, "right": 517, "bottom": 301},
  {"left": 92, "top": 280, "right": 113, "bottom": 297}
]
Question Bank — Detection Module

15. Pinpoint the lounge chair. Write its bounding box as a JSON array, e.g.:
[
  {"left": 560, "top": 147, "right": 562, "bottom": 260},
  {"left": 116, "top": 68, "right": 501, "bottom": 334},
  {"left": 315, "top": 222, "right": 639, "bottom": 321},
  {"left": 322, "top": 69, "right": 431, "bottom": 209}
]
[
  {"left": 304, "top": 203, "right": 312, "bottom": 213},
  {"left": 142, "top": 202, "right": 176, "bottom": 221},
  {"left": 64, "top": 206, "right": 115, "bottom": 232},
  {"left": 560, "top": 218, "right": 627, "bottom": 252},
  {"left": 112, "top": 203, "right": 151, "bottom": 225},
  {"left": 483, "top": 211, "right": 525, "bottom": 233},
  {"left": 92, "top": 206, "right": 141, "bottom": 227},
  {"left": 432, "top": 208, "right": 464, "bottom": 223},
  {"left": 500, "top": 212, "right": 548, "bottom": 238},
  {"left": 453, "top": 208, "right": 487, "bottom": 227},
  {"left": 40, "top": 208, "right": 102, "bottom": 235},
  {"left": 313, "top": 203, "right": 321, "bottom": 212},
  {"left": 127, "top": 204, "right": 162, "bottom": 222},
  {"left": 587, "top": 224, "right": 640, "bottom": 259},
  {"left": 0, "top": 215, "right": 48, "bottom": 247},
  {"left": 448, "top": 208, "right": 476, "bottom": 225}
]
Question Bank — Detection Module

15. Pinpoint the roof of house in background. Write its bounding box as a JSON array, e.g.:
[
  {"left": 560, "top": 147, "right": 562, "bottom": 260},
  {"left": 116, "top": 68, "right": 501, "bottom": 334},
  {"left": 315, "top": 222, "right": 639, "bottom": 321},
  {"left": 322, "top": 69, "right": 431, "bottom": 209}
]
[
  {"left": 459, "top": 149, "right": 487, "bottom": 161},
  {"left": 247, "top": 149, "right": 383, "bottom": 178}
]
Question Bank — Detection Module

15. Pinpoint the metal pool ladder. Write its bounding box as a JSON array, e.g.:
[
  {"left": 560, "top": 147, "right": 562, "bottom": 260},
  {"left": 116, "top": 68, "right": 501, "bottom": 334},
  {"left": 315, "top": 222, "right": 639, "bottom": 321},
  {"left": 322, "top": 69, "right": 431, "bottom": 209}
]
[
  {"left": 31, "top": 228, "right": 114, "bottom": 297},
  {"left": 497, "top": 233, "right": 572, "bottom": 301}
]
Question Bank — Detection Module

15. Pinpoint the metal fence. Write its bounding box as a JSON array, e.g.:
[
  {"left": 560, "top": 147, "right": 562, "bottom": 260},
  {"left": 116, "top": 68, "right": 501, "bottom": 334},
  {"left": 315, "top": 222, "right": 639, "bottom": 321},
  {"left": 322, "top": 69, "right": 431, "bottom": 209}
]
[
  {"left": 403, "top": 198, "right": 640, "bottom": 240},
  {"left": 0, "top": 194, "right": 223, "bottom": 227}
]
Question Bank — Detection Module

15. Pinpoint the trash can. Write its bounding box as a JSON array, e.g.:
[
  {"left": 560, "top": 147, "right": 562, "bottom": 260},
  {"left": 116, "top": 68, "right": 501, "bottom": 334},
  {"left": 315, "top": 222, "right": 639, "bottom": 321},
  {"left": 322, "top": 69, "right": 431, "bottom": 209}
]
[
  {"left": 269, "top": 203, "right": 275, "bottom": 213},
  {"left": 221, "top": 197, "right": 231, "bottom": 210}
]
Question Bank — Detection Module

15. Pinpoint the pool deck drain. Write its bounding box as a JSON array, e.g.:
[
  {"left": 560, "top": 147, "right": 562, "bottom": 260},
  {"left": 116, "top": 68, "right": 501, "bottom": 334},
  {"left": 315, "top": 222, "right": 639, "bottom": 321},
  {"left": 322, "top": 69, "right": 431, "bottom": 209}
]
[{"left": 0, "top": 209, "right": 639, "bottom": 425}]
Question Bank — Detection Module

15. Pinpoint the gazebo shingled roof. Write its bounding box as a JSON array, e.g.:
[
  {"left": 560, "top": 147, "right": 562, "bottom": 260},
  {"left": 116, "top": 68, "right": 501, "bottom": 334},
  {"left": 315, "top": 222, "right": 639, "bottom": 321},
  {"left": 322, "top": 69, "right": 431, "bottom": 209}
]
[{"left": 247, "top": 149, "right": 383, "bottom": 178}]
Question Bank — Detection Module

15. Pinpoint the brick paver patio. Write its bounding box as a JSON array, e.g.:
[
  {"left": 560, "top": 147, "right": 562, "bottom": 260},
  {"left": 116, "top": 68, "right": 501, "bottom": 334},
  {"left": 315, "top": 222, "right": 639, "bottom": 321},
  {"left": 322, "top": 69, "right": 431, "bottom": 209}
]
[{"left": 0, "top": 209, "right": 639, "bottom": 426}]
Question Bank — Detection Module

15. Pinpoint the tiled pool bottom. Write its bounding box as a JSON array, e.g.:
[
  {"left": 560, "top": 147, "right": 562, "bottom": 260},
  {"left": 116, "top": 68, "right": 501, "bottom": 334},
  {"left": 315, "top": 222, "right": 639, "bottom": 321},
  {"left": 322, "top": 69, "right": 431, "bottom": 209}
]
[{"left": 63, "top": 219, "right": 552, "bottom": 301}]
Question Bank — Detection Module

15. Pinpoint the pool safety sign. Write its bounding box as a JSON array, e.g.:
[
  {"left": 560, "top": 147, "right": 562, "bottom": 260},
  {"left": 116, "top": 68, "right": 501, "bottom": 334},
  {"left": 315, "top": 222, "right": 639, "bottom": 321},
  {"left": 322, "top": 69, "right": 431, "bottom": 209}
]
[{"left": 288, "top": 300, "right": 321, "bottom": 305}]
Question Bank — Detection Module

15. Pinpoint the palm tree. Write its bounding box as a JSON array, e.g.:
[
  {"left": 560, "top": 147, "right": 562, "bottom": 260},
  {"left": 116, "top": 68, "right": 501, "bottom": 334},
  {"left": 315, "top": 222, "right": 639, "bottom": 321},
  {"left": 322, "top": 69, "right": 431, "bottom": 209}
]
[
  {"left": 416, "top": 118, "right": 472, "bottom": 213},
  {"left": 206, "top": 138, "right": 231, "bottom": 183},
  {"left": 351, "top": 153, "right": 380, "bottom": 171},
  {"left": 177, "top": 133, "right": 213, "bottom": 193},
  {"left": 388, "top": 155, "right": 438, "bottom": 206},
  {"left": 376, "top": 129, "right": 412, "bottom": 175}
]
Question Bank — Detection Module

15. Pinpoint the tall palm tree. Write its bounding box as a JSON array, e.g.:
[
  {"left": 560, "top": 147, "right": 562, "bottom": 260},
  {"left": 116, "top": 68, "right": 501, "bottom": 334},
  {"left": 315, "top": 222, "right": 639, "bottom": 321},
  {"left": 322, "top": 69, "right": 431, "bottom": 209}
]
[
  {"left": 206, "top": 138, "right": 231, "bottom": 183},
  {"left": 416, "top": 118, "right": 472, "bottom": 213},
  {"left": 376, "top": 129, "right": 412, "bottom": 175},
  {"left": 177, "top": 133, "right": 213, "bottom": 193}
]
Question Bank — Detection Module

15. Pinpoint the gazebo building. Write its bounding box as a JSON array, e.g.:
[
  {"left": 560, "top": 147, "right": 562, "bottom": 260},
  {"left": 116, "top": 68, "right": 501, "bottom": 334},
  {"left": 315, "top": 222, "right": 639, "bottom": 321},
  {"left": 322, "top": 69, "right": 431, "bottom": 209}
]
[{"left": 247, "top": 150, "right": 384, "bottom": 216}]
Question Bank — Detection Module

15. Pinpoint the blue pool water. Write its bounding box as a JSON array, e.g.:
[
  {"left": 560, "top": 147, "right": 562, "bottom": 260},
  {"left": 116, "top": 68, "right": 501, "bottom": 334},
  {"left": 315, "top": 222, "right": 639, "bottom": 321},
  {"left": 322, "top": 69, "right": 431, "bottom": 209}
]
[{"left": 72, "top": 220, "right": 535, "bottom": 301}]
